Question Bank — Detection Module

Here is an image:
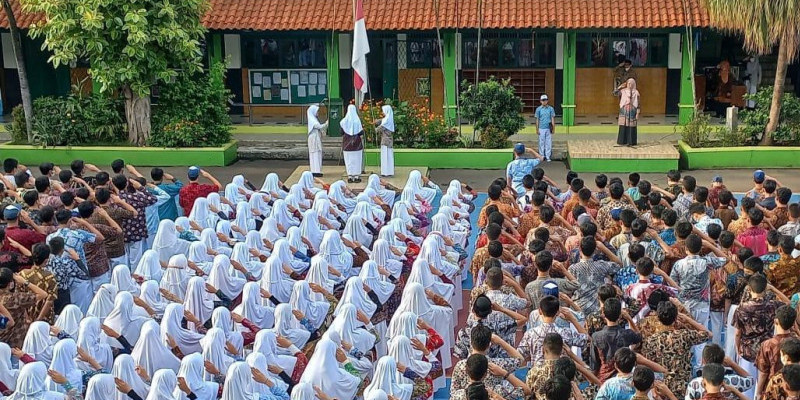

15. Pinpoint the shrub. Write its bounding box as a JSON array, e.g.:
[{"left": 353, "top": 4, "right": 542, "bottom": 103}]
[
  {"left": 679, "top": 111, "right": 748, "bottom": 148},
  {"left": 356, "top": 98, "right": 458, "bottom": 148},
  {"left": 150, "top": 60, "right": 233, "bottom": 147},
  {"left": 741, "top": 87, "right": 800, "bottom": 145},
  {"left": 25, "top": 94, "right": 126, "bottom": 146},
  {"left": 459, "top": 77, "right": 525, "bottom": 148},
  {"left": 6, "top": 105, "right": 27, "bottom": 144}
]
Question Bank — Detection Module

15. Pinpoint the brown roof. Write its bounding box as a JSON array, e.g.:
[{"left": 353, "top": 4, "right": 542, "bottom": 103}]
[{"left": 0, "top": 0, "right": 710, "bottom": 31}]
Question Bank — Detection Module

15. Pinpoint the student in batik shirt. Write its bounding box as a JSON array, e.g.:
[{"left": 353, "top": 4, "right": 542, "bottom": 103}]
[
  {"left": 767, "top": 356, "right": 800, "bottom": 400},
  {"left": 519, "top": 296, "right": 587, "bottom": 366},
  {"left": 452, "top": 324, "right": 529, "bottom": 398},
  {"left": 685, "top": 344, "right": 755, "bottom": 400}
]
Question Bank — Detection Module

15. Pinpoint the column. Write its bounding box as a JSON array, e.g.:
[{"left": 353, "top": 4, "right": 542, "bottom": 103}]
[
  {"left": 442, "top": 32, "right": 458, "bottom": 125},
  {"left": 327, "top": 33, "right": 341, "bottom": 99},
  {"left": 678, "top": 32, "right": 696, "bottom": 125},
  {"left": 561, "top": 31, "right": 576, "bottom": 126}
]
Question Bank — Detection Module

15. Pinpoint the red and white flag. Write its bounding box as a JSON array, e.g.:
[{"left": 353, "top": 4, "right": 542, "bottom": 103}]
[{"left": 351, "top": 0, "right": 370, "bottom": 106}]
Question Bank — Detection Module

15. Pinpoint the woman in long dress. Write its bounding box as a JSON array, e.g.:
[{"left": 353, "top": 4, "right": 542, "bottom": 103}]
[
  {"left": 375, "top": 105, "right": 395, "bottom": 177},
  {"left": 307, "top": 106, "right": 327, "bottom": 177},
  {"left": 616, "top": 78, "right": 640, "bottom": 147},
  {"left": 340, "top": 104, "right": 364, "bottom": 183}
]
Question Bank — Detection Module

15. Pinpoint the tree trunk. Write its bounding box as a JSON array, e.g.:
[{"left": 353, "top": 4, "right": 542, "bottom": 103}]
[
  {"left": 763, "top": 40, "right": 789, "bottom": 146},
  {"left": 122, "top": 85, "right": 151, "bottom": 146},
  {"left": 2, "top": 0, "right": 33, "bottom": 143}
]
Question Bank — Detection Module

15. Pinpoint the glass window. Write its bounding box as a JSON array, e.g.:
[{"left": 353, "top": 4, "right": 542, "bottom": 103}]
[
  {"left": 407, "top": 38, "right": 441, "bottom": 68},
  {"left": 463, "top": 39, "right": 478, "bottom": 68},
  {"left": 518, "top": 39, "right": 534, "bottom": 67},
  {"left": 500, "top": 39, "right": 517, "bottom": 67},
  {"left": 480, "top": 38, "right": 499, "bottom": 67},
  {"left": 240, "top": 36, "right": 325, "bottom": 68},
  {"left": 576, "top": 37, "right": 591, "bottom": 66},
  {"left": 537, "top": 36, "right": 556, "bottom": 66},
  {"left": 649, "top": 36, "right": 668, "bottom": 66}
]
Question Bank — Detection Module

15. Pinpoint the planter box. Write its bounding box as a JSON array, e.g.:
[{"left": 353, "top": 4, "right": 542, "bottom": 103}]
[
  {"left": 678, "top": 140, "right": 800, "bottom": 169},
  {"left": 364, "top": 148, "right": 513, "bottom": 169},
  {"left": 0, "top": 141, "right": 238, "bottom": 167}
]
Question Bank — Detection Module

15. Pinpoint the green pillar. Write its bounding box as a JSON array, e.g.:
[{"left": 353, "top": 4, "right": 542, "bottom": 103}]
[
  {"left": 442, "top": 32, "right": 457, "bottom": 125},
  {"left": 678, "top": 32, "right": 696, "bottom": 125},
  {"left": 209, "top": 33, "right": 223, "bottom": 66},
  {"left": 561, "top": 32, "right": 576, "bottom": 127},
  {"left": 327, "top": 33, "right": 340, "bottom": 99}
]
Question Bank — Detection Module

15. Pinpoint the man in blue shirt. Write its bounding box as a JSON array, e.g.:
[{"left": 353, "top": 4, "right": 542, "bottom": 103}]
[
  {"left": 506, "top": 143, "right": 543, "bottom": 197},
  {"left": 150, "top": 167, "right": 184, "bottom": 220},
  {"left": 534, "top": 94, "right": 556, "bottom": 161}
]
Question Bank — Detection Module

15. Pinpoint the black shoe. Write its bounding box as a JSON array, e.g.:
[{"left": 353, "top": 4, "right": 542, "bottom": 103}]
[
  {"left": 354, "top": 177, "right": 362, "bottom": 183},
  {"left": 312, "top": 173, "right": 323, "bottom": 178}
]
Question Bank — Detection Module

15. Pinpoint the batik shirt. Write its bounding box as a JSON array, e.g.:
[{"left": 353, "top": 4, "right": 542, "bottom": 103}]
[
  {"left": 641, "top": 328, "right": 708, "bottom": 396},
  {"left": 733, "top": 297, "right": 782, "bottom": 362},
  {"left": 673, "top": 192, "right": 694, "bottom": 222},
  {"left": 670, "top": 254, "right": 726, "bottom": 311},
  {"left": 46, "top": 253, "right": 89, "bottom": 290},
  {"left": 452, "top": 356, "right": 522, "bottom": 399},
  {"left": 595, "top": 374, "right": 635, "bottom": 400},
  {"left": 569, "top": 259, "right": 621, "bottom": 314},
  {"left": 526, "top": 359, "right": 557, "bottom": 400},
  {"left": 767, "top": 255, "right": 800, "bottom": 296},
  {"left": 685, "top": 372, "right": 755, "bottom": 400},
  {"left": 119, "top": 189, "right": 157, "bottom": 243},
  {"left": 46, "top": 228, "right": 96, "bottom": 268},
  {"left": 519, "top": 321, "right": 588, "bottom": 365}
]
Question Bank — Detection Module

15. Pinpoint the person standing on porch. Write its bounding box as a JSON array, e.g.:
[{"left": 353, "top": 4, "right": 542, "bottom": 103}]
[
  {"left": 616, "top": 78, "right": 640, "bottom": 147},
  {"left": 534, "top": 94, "right": 555, "bottom": 162},
  {"left": 340, "top": 104, "right": 365, "bottom": 183},
  {"left": 307, "top": 105, "right": 328, "bottom": 177},
  {"left": 744, "top": 55, "right": 762, "bottom": 109},
  {"left": 375, "top": 105, "right": 395, "bottom": 177}
]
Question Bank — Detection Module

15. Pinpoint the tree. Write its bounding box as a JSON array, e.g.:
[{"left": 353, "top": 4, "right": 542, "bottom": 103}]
[
  {"left": 23, "top": 0, "right": 207, "bottom": 146},
  {"left": 1, "top": 0, "right": 33, "bottom": 142},
  {"left": 703, "top": 0, "right": 800, "bottom": 145}
]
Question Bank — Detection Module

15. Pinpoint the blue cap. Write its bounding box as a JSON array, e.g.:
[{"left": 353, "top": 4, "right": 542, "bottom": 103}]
[
  {"left": 712, "top": 175, "right": 723, "bottom": 183},
  {"left": 514, "top": 143, "right": 525, "bottom": 154},
  {"left": 187, "top": 166, "right": 200, "bottom": 179},
  {"left": 3, "top": 205, "right": 20, "bottom": 220},
  {"left": 753, "top": 170, "right": 765, "bottom": 182},
  {"left": 610, "top": 208, "right": 623, "bottom": 221},
  {"left": 542, "top": 280, "right": 559, "bottom": 297}
]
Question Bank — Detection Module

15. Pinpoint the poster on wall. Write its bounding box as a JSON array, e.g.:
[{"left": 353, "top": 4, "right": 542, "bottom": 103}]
[
  {"left": 612, "top": 40, "right": 627, "bottom": 64},
  {"left": 591, "top": 38, "right": 608, "bottom": 66},
  {"left": 629, "top": 39, "right": 647, "bottom": 66},
  {"left": 415, "top": 78, "right": 431, "bottom": 96}
]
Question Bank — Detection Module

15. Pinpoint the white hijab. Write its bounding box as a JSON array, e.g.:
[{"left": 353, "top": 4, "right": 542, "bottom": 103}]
[
  {"left": 340, "top": 104, "right": 363, "bottom": 136},
  {"left": 344, "top": 203, "right": 374, "bottom": 246},
  {"left": 201, "top": 328, "right": 234, "bottom": 381},
  {"left": 103, "top": 291, "right": 151, "bottom": 348},
  {"left": 160, "top": 303, "right": 204, "bottom": 354},
  {"left": 335, "top": 276, "right": 377, "bottom": 318},
  {"left": 253, "top": 330, "right": 297, "bottom": 376},
  {"left": 138, "top": 280, "right": 169, "bottom": 318},
  {"left": 84, "top": 374, "right": 115, "bottom": 400},
  {"left": 231, "top": 241, "right": 263, "bottom": 279},
  {"left": 207, "top": 254, "right": 246, "bottom": 299},
  {"left": 76, "top": 317, "right": 113, "bottom": 372},
  {"left": 224, "top": 183, "right": 243, "bottom": 206},
  {"left": 159, "top": 254, "right": 189, "bottom": 300},
  {"left": 188, "top": 197, "right": 213, "bottom": 230},
  {"left": 134, "top": 250, "right": 163, "bottom": 282},
  {"left": 260, "top": 255, "right": 296, "bottom": 304},
  {"left": 246, "top": 353, "right": 286, "bottom": 396},
  {"left": 131, "top": 320, "right": 180, "bottom": 376},
  {"left": 232, "top": 282, "right": 274, "bottom": 329},
  {"left": 386, "top": 311, "right": 427, "bottom": 349},
  {"left": 183, "top": 276, "right": 215, "bottom": 330},
  {"left": 298, "top": 210, "right": 324, "bottom": 252},
  {"left": 249, "top": 192, "right": 272, "bottom": 217},
  {"left": 360, "top": 260, "right": 395, "bottom": 303},
  {"left": 407, "top": 258, "right": 454, "bottom": 300},
  {"left": 233, "top": 202, "right": 255, "bottom": 240},
  {"left": 110, "top": 264, "right": 140, "bottom": 295},
  {"left": 0, "top": 343, "right": 19, "bottom": 392},
  {"left": 22, "top": 321, "right": 54, "bottom": 365},
  {"left": 273, "top": 238, "right": 306, "bottom": 274},
  {"left": 212, "top": 307, "right": 244, "bottom": 356},
  {"left": 151, "top": 220, "right": 179, "bottom": 264},
  {"left": 146, "top": 369, "right": 177, "bottom": 400},
  {"left": 330, "top": 303, "right": 376, "bottom": 354},
  {"left": 371, "top": 238, "right": 403, "bottom": 278},
  {"left": 388, "top": 283, "right": 432, "bottom": 333},
  {"left": 175, "top": 217, "right": 194, "bottom": 235},
  {"left": 44, "top": 339, "right": 81, "bottom": 394},
  {"left": 286, "top": 226, "right": 308, "bottom": 257},
  {"left": 174, "top": 353, "right": 219, "bottom": 400},
  {"left": 245, "top": 230, "right": 266, "bottom": 253},
  {"left": 272, "top": 303, "right": 311, "bottom": 349},
  {"left": 364, "top": 356, "right": 412, "bottom": 400},
  {"left": 319, "top": 230, "right": 353, "bottom": 278},
  {"left": 379, "top": 105, "right": 395, "bottom": 131},
  {"left": 221, "top": 362, "right": 259, "bottom": 400},
  {"left": 4, "top": 362, "right": 63, "bottom": 400},
  {"left": 389, "top": 335, "right": 432, "bottom": 384},
  {"left": 260, "top": 173, "right": 285, "bottom": 198},
  {"left": 188, "top": 241, "right": 212, "bottom": 266},
  {"left": 259, "top": 216, "right": 283, "bottom": 244},
  {"left": 305, "top": 256, "right": 334, "bottom": 301},
  {"left": 328, "top": 181, "right": 357, "bottom": 214},
  {"left": 290, "top": 280, "right": 329, "bottom": 331},
  {"left": 111, "top": 354, "right": 150, "bottom": 400},
  {"left": 299, "top": 336, "right": 360, "bottom": 400},
  {"left": 206, "top": 193, "right": 227, "bottom": 223},
  {"left": 307, "top": 105, "right": 321, "bottom": 134},
  {"left": 271, "top": 199, "right": 298, "bottom": 229},
  {"left": 292, "top": 382, "right": 315, "bottom": 400},
  {"left": 54, "top": 305, "right": 82, "bottom": 339}
]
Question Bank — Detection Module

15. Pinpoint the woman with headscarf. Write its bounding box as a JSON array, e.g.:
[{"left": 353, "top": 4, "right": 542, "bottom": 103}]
[
  {"left": 199, "top": 227, "right": 232, "bottom": 258},
  {"left": 76, "top": 317, "right": 113, "bottom": 372},
  {"left": 371, "top": 239, "right": 404, "bottom": 281},
  {"left": 403, "top": 170, "right": 440, "bottom": 211},
  {"left": 110, "top": 264, "right": 140, "bottom": 296},
  {"left": 138, "top": 280, "right": 169, "bottom": 320},
  {"left": 340, "top": 104, "right": 365, "bottom": 183},
  {"left": 270, "top": 200, "right": 300, "bottom": 230},
  {"left": 215, "top": 220, "right": 237, "bottom": 249},
  {"left": 260, "top": 173, "right": 287, "bottom": 199},
  {"left": 8, "top": 362, "right": 65, "bottom": 400},
  {"left": 246, "top": 353, "right": 290, "bottom": 397},
  {"left": 359, "top": 260, "right": 396, "bottom": 356},
  {"left": 367, "top": 175, "right": 397, "bottom": 208},
  {"left": 188, "top": 197, "right": 214, "bottom": 231},
  {"left": 224, "top": 184, "right": 244, "bottom": 207},
  {"left": 327, "top": 181, "right": 357, "bottom": 216},
  {"left": 418, "top": 235, "right": 459, "bottom": 287},
  {"left": 270, "top": 239, "right": 308, "bottom": 275},
  {"left": 145, "top": 369, "right": 177, "bottom": 400},
  {"left": 289, "top": 281, "right": 330, "bottom": 333},
  {"left": 335, "top": 276, "right": 377, "bottom": 320},
  {"left": 232, "top": 202, "right": 256, "bottom": 241},
  {"left": 0, "top": 343, "right": 19, "bottom": 392},
  {"left": 132, "top": 250, "right": 163, "bottom": 283},
  {"left": 259, "top": 217, "right": 283, "bottom": 248},
  {"left": 285, "top": 227, "right": 309, "bottom": 261},
  {"left": 201, "top": 328, "right": 234, "bottom": 381},
  {"left": 388, "top": 283, "right": 452, "bottom": 370},
  {"left": 249, "top": 191, "right": 271, "bottom": 222},
  {"left": 174, "top": 353, "right": 219, "bottom": 400},
  {"left": 373, "top": 105, "right": 395, "bottom": 177},
  {"left": 131, "top": 320, "right": 180, "bottom": 377},
  {"left": 207, "top": 192, "right": 232, "bottom": 224},
  {"left": 21, "top": 321, "right": 55, "bottom": 365},
  {"left": 212, "top": 307, "right": 245, "bottom": 356},
  {"left": 388, "top": 335, "right": 436, "bottom": 398},
  {"left": 616, "top": 77, "right": 640, "bottom": 146},
  {"left": 329, "top": 303, "right": 376, "bottom": 357},
  {"left": 305, "top": 256, "right": 337, "bottom": 302},
  {"left": 290, "top": 382, "right": 315, "bottom": 400},
  {"left": 253, "top": 330, "right": 303, "bottom": 383},
  {"left": 53, "top": 305, "right": 82, "bottom": 340},
  {"left": 151, "top": 220, "right": 191, "bottom": 264},
  {"left": 220, "top": 361, "right": 288, "bottom": 400},
  {"left": 298, "top": 211, "right": 325, "bottom": 253},
  {"left": 187, "top": 241, "right": 214, "bottom": 276},
  {"left": 299, "top": 335, "right": 360, "bottom": 400},
  {"left": 159, "top": 254, "right": 190, "bottom": 301},
  {"left": 183, "top": 276, "right": 215, "bottom": 331},
  {"left": 231, "top": 242, "right": 264, "bottom": 280},
  {"left": 287, "top": 184, "right": 310, "bottom": 212},
  {"left": 104, "top": 291, "right": 151, "bottom": 349},
  {"left": 312, "top": 195, "right": 343, "bottom": 230},
  {"left": 233, "top": 282, "right": 274, "bottom": 330},
  {"left": 344, "top": 203, "right": 376, "bottom": 247},
  {"left": 43, "top": 339, "right": 81, "bottom": 395},
  {"left": 271, "top": 304, "right": 311, "bottom": 350},
  {"left": 160, "top": 303, "right": 204, "bottom": 354},
  {"left": 365, "top": 356, "right": 413, "bottom": 400},
  {"left": 207, "top": 255, "right": 246, "bottom": 305},
  {"left": 260, "top": 257, "right": 296, "bottom": 304},
  {"left": 306, "top": 105, "right": 328, "bottom": 177},
  {"left": 111, "top": 354, "right": 149, "bottom": 400},
  {"left": 318, "top": 231, "right": 353, "bottom": 284},
  {"left": 407, "top": 258, "right": 454, "bottom": 301}
]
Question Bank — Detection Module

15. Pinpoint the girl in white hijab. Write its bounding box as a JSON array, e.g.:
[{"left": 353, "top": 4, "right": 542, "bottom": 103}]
[
  {"left": 340, "top": 104, "right": 365, "bottom": 182},
  {"left": 160, "top": 303, "right": 204, "bottom": 354},
  {"left": 211, "top": 307, "right": 244, "bottom": 357},
  {"left": 175, "top": 216, "right": 196, "bottom": 237},
  {"left": 272, "top": 238, "right": 308, "bottom": 274},
  {"left": 110, "top": 264, "right": 140, "bottom": 296},
  {"left": 306, "top": 105, "right": 328, "bottom": 177},
  {"left": 131, "top": 320, "right": 180, "bottom": 376},
  {"left": 328, "top": 180, "right": 357, "bottom": 215},
  {"left": 299, "top": 170, "right": 322, "bottom": 194},
  {"left": 329, "top": 303, "right": 376, "bottom": 355},
  {"left": 371, "top": 239, "right": 404, "bottom": 279},
  {"left": 367, "top": 174, "right": 396, "bottom": 207},
  {"left": 232, "top": 282, "right": 274, "bottom": 330},
  {"left": 151, "top": 219, "right": 191, "bottom": 264},
  {"left": 418, "top": 235, "right": 459, "bottom": 282},
  {"left": 313, "top": 195, "right": 343, "bottom": 229},
  {"left": 386, "top": 311, "right": 428, "bottom": 350},
  {"left": 377, "top": 105, "right": 395, "bottom": 177},
  {"left": 187, "top": 241, "right": 214, "bottom": 275},
  {"left": 299, "top": 335, "right": 360, "bottom": 400},
  {"left": 133, "top": 250, "right": 164, "bottom": 283},
  {"left": 232, "top": 175, "right": 253, "bottom": 197},
  {"left": 305, "top": 256, "right": 335, "bottom": 302},
  {"left": 200, "top": 228, "right": 232, "bottom": 257},
  {"left": 0, "top": 343, "right": 19, "bottom": 392},
  {"left": 407, "top": 258, "right": 454, "bottom": 300},
  {"left": 111, "top": 354, "right": 150, "bottom": 400},
  {"left": 260, "top": 173, "right": 286, "bottom": 199},
  {"left": 291, "top": 382, "right": 315, "bottom": 400},
  {"left": 104, "top": 291, "right": 151, "bottom": 349},
  {"left": 8, "top": 362, "right": 64, "bottom": 400},
  {"left": 335, "top": 276, "right": 377, "bottom": 319},
  {"left": 318, "top": 230, "right": 353, "bottom": 283},
  {"left": 201, "top": 328, "right": 234, "bottom": 381},
  {"left": 298, "top": 210, "right": 324, "bottom": 252},
  {"left": 360, "top": 260, "right": 395, "bottom": 305},
  {"left": 76, "top": 317, "right": 113, "bottom": 372},
  {"left": 183, "top": 276, "right": 215, "bottom": 331},
  {"left": 260, "top": 256, "right": 296, "bottom": 304},
  {"left": 221, "top": 361, "right": 283, "bottom": 400},
  {"left": 209, "top": 192, "right": 232, "bottom": 222},
  {"left": 288, "top": 184, "right": 311, "bottom": 211},
  {"left": 245, "top": 230, "right": 268, "bottom": 255},
  {"left": 270, "top": 199, "right": 299, "bottom": 229},
  {"left": 159, "top": 254, "right": 190, "bottom": 300},
  {"left": 188, "top": 197, "right": 214, "bottom": 231},
  {"left": 43, "top": 339, "right": 81, "bottom": 394},
  {"left": 364, "top": 356, "right": 413, "bottom": 400},
  {"left": 83, "top": 373, "right": 114, "bottom": 400},
  {"left": 253, "top": 330, "right": 297, "bottom": 377},
  {"left": 290, "top": 280, "right": 329, "bottom": 332},
  {"left": 224, "top": 183, "right": 243, "bottom": 206},
  {"left": 146, "top": 369, "right": 177, "bottom": 400},
  {"left": 249, "top": 192, "right": 271, "bottom": 221},
  {"left": 21, "top": 321, "right": 55, "bottom": 365},
  {"left": 207, "top": 255, "right": 246, "bottom": 301},
  {"left": 138, "top": 280, "right": 170, "bottom": 319},
  {"left": 357, "top": 188, "right": 387, "bottom": 223},
  {"left": 246, "top": 353, "right": 289, "bottom": 397},
  {"left": 259, "top": 216, "right": 283, "bottom": 246},
  {"left": 285, "top": 226, "right": 308, "bottom": 260},
  {"left": 271, "top": 303, "right": 311, "bottom": 350},
  {"left": 232, "top": 202, "right": 255, "bottom": 241},
  {"left": 53, "top": 305, "right": 82, "bottom": 339},
  {"left": 378, "top": 223, "right": 407, "bottom": 257},
  {"left": 403, "top": 169, "right": 439, "bottom": 209},
  {"left": 344, "top": 203, "right": 375, "bottom": 247},
  {"left": 174, "top": 353, "right": 219, "bottom": 400},
  {"left": 388, "top": 335, "right": 432, "bottom": 386},
  {"left": 388, "top": 283, "right": 453, "bottom": 369},
  {"left": 231, "top": 241, "right": 264, "bottom": 280},
  {"left": 215, "top": 220, "right": 236, "bottom": 248}
]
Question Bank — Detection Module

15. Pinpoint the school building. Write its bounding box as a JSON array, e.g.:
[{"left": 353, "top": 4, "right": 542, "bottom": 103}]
[{"left": 0, "top": 0, "right": 791, "bottom": 126}]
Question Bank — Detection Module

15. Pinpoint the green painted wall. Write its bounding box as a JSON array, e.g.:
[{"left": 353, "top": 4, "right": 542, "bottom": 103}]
[
  {"left": 678, "top": 32, "right": 695, "bottom": 125},
  {"left": 562, "top": 32, "right": 576, "bottom": 126},
  {"left": 678, "top": 141, "right": 800, "bottom": 169},
  {"left": 364, "top": 148, "right": 514, "bottom": 169},
  {"left": 327, "top": 33, "right": 341, "bottom": 99},
  {"left": 442, "top": 32, "right": 457, "bottom": 125}
]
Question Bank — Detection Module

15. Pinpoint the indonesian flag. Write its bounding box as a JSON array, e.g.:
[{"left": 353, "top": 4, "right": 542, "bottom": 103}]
[{"left": 351, "top": 0, "right": 370, "bottom": 106}]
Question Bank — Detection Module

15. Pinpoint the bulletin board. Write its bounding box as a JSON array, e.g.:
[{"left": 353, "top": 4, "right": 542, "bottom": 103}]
[{"left": 248, "top": 69, "right": 327, "bottom": 105}]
